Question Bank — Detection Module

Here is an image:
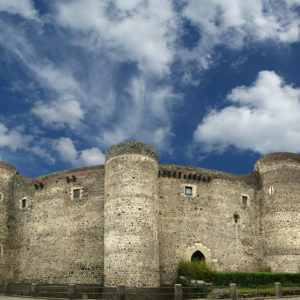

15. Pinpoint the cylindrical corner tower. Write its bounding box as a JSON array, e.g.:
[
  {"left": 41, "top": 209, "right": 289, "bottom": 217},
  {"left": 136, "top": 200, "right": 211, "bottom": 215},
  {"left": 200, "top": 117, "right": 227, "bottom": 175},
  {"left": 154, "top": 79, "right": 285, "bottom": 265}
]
[
  {"left": 0, "top": 161, "right": 16, "bottom": 282},
  {"left": 104, "top": 142, "right": 160, "bottom": 287},
  {"left": 255, "top": 153, "right": 300, "bottom": 272}
]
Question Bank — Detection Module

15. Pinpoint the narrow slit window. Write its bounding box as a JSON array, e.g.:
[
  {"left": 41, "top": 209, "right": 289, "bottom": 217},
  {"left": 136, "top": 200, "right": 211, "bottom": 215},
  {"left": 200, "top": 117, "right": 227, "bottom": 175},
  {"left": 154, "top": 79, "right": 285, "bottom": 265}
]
[
  {"left": 22, "top": 199, "right": 27, "bottom": 208},
  {"left": 185, "top": 186, "right": 192, "bottom": 196},
  {"left": 73, "top": 189, "right": 80, "bottom": 199},
  {"left": 233, "top": 213, "right": 240, "bottom": 223},
  {"left": 242, "top": 195, "right": 248, "bottom": 206}
]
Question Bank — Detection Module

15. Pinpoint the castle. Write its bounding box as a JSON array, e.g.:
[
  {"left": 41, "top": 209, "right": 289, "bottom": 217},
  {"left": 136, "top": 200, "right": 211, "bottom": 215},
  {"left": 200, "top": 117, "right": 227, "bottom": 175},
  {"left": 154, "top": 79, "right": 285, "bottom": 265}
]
[{"left": 0, "top": 141, "right": 299, "bottom": 287}]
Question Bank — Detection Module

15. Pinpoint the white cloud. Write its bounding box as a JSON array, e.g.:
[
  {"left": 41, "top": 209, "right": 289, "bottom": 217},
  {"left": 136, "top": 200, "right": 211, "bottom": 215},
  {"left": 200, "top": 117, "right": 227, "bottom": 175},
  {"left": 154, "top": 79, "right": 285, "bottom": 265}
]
[
  {"left": 0, "top": 15, "right": 177, "bottom": 151},
  {"left": 183, "top": 0, "right": 300, "bottom": 70},
  {"left": 194, "top": 71, "right": 300, "bottom": 154},
  {"left": 55, "top": 0, "right": 178, "bottom": 76},
  {"left": 54, "top": 0, "right": 300, "bottom": 76},
  {"left": 31, "top": 100, "right": 84, "bottom": 129},
  {"left": 0, "top": 0, "right": 38, "bottom": 20},
  {"left": 31, "top": 63, "right": 82, "bottom": 97},
  {"left": 79, "top": 148, "right": 105, "bottom": 166},
  {"left": 0, "top": 123, "right": 31, "bottom": 151},
  {"left": 99, "top": 76, "right": 178, "bottom": 150},
  {"left": 55, "top": 137, "right": 105, "bottom": 166},
  {"left": 55, "top": 137, "right": 78, "bottom": 165},
  {"left": 30, "top": 145, "right": 55, "bottom": 165},
  {"left": 0, "top": 23, "right": 85, "bottom": 129},
  {"left": 2, "top": 0, "right": 300, "bottom": 171}
]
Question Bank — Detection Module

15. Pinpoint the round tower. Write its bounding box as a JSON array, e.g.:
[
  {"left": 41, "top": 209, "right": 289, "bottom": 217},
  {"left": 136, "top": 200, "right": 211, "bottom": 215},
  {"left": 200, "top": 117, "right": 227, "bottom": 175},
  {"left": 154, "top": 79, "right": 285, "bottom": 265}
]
[
  {"left": 0, "top": 161, "right": 16, "bottom": 282},
  {"left": 104, "top": 142, "right": 160, "bottom": 287},
  {"left": 254, "top": 153, "right": 300, "bottom": 273}
]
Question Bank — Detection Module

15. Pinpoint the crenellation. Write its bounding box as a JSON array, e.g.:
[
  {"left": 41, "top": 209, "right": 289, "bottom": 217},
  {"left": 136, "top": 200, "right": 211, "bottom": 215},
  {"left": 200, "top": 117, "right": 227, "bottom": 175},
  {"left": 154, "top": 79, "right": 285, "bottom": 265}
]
[
  {"left": 159, "top": 168, "right": 212, "bottom": 183},
  {"left": 0, "top": 144, "right": 299, "bottom": 286}
]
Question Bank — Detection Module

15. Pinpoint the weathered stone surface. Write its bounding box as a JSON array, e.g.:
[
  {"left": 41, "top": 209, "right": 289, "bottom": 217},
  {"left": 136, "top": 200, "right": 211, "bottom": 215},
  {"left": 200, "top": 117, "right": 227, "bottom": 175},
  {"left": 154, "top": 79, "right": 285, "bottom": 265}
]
[
  {"left": 11, "top": 168, "right": 105, "bottom": 284},
  {"left": 106, "top": 141, "right": 158, "bottom": 162},
  {"left": 0, "top": 163, "right": 16, "bottom": 282},
  {"left": 255, "top": 156, "right": 300, "bottom": 273},
  {"left": 104, "top": 142, "right": 160, "bottom": 287},
  {"left": 0, "top": 142, "right": 299, "bottom": 286},
  {"left": 158, "top": 169, "right": 261, "bottom": 284}
]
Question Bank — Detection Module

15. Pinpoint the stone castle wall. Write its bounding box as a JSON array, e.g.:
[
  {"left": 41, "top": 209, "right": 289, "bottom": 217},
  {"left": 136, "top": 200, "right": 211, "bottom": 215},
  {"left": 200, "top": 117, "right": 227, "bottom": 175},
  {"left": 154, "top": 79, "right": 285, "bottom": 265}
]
[
  {"left": 104, "top": 142, "right": 160, "bottom": 287},
  {"left": 0, "top": 142, "right": 299, "bottom": 286},
  {"left": 255, "top": 153, "right": 300, "bottom": 273},
  {"left": 10, "top": 166, "right": 105, "bottom": 284},
  {"left": 157, "top": 165, "right": 262, "bottom": 284},
  {"left": 0, "top": 162, "right": 16, "bottom": 282}
]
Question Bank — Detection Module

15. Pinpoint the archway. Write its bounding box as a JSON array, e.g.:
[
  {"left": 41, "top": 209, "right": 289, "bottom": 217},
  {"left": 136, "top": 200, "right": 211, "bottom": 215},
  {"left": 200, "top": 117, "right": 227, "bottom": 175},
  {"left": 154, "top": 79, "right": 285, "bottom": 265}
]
[
  {"left": 191, "top": 250, "right": 205, "bottom": 262},
  {"left": 184, "top": 243, "right": 212, "bottom": 263}
]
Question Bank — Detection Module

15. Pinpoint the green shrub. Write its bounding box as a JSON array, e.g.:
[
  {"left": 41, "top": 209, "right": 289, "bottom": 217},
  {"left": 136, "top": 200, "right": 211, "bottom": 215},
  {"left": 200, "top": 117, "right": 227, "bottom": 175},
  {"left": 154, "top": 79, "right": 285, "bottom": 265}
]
[
  {"left": 178, "top": 260, "right": 213, "bottom": 282},
  {"left": 178, "top": 260, "right": 300, "bottom": 287}
]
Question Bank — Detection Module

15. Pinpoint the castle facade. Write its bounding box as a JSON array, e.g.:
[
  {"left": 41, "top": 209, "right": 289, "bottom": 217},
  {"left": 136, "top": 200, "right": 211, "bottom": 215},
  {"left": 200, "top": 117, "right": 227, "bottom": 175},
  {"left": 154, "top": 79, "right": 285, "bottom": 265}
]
[{"left": 0, "top": 141, "right": 299, "bottom": 287}]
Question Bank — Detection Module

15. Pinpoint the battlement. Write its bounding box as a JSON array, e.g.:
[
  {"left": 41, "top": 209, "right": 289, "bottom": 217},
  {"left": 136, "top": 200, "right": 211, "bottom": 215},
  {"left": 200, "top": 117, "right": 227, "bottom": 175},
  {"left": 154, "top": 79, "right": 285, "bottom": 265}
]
[{"left": 159, "top": 164, "right": 259, "bottom": 186}]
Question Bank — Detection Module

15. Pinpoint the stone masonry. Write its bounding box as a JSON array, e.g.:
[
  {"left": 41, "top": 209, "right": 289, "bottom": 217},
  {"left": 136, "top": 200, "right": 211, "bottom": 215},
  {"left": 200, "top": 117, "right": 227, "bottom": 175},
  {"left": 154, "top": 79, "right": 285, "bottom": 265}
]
[{"left": 0, "top": 142, "right": 299, "bottom": 287}]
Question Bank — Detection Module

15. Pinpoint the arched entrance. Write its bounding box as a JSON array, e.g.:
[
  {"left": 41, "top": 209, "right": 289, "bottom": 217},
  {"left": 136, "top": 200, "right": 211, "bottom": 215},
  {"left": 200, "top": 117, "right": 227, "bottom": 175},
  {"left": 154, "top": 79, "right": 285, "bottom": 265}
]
[
  {"left": 184, "top": 243, "right": 212, "bottom": 264},
  {"left": 191, "top": 250, "right": 205, "bottom": 262}
]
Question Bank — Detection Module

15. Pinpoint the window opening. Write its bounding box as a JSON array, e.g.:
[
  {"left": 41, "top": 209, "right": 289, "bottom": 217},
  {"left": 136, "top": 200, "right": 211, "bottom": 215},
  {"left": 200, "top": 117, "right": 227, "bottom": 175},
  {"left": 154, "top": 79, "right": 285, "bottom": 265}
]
[
  {"left": 22, "top": 199, "right": 27, "bottom": 208},
  {"left": 191, "top": 250, "right": 205, "bottom": 261},
  {"left": 233, "top": 213, "right": 240, "bottom": 223},
  {"left": 185, "top": 186, "right": 192, "bottom": 196},
  {"left": 242, "top": 196, "right": 248, "bottom": 206},
  {"left": 73, "top": 189, "right": 80, "bottom": 199}
]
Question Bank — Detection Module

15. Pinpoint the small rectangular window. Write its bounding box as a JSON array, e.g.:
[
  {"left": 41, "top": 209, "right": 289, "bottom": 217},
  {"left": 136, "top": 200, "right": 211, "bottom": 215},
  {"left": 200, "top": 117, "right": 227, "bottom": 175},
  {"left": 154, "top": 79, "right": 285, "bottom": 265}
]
[
  {"left": 242, "top": 196, "right": 248, "bottom": 206},
  {"left": 22, "top": 199, "right": 26, "bottom": 208},
  {"left": 73, "top": 189, "right": 80, "bottom": 199},
  {"left": 185, "top": 186, "right": 192, "bottom": 196}
]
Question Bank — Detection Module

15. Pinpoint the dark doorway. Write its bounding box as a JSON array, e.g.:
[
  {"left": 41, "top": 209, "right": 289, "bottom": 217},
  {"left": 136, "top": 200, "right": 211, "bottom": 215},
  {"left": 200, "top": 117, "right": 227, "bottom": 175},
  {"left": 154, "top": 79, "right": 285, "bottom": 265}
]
[{"left": 191, "top": 250, "right": 205, "bottom": 261}]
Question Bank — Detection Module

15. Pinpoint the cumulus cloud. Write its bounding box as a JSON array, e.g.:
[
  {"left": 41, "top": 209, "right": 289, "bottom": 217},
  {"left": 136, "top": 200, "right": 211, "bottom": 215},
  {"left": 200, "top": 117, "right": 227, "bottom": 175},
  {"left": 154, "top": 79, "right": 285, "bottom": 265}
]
[
  {"left": 194, "top": 71, "right": 300, "bottom": 154},
  {"left": 0, "top": 123, "right": 31, "bottom": 151},
  {"left": 182, "top": 0, "right": 300, "bottom": 70},
  {"left": 0, "top": 0, "right": 38, "bottom": 20},
  {"left": 55, "top": 137, "right": 105, "bottom": 166},
  {"left": 54, "top": 0, "right": 178, "bottom": 76},
  {"left": 80, "top": 148, "right": 105, "bottom": 166}
]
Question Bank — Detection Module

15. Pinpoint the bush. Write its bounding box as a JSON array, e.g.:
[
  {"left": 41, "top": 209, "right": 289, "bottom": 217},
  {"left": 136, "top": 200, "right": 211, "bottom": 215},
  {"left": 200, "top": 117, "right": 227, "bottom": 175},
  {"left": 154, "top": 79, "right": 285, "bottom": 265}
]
[
  {"left": 178, "top": 260, "right": 214, "bottom": 282},
  {"left": 178, "top": 260, "right": 300, "bottom": 287}
]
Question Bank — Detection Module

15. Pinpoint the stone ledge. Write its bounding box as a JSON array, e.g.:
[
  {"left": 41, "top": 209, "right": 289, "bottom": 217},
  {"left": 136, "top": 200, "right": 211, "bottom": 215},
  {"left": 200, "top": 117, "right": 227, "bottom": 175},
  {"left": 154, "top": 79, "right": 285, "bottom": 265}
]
[
  {"left": 255, "top": 152, "right": 300, "bottom": 165},
  {"left": 106, "top": 141, "right": 158, "bottom": 162},
  {"left": 0, "top": 161, "right": 16, "bottom": 173}
]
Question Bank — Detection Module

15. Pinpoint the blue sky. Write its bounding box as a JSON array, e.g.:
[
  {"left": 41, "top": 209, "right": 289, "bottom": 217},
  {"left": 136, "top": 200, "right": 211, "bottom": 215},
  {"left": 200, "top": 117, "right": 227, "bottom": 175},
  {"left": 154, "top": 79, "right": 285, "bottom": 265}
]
[{"left": 0, "top": 0, "right": 300, "bottom": 177}]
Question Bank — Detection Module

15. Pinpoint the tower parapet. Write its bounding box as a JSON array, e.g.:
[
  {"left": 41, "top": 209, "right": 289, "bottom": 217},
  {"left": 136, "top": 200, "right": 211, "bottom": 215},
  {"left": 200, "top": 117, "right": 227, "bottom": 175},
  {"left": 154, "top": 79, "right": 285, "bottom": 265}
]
[
  {"left": 255, "top": 152, "right": 300, "bottom": 272},
  {"left": 104, "top": 142, "right": 160, "bottom": 287},
  {"left": 0, "top": 161, "right": 16, "bottom": 282}
]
